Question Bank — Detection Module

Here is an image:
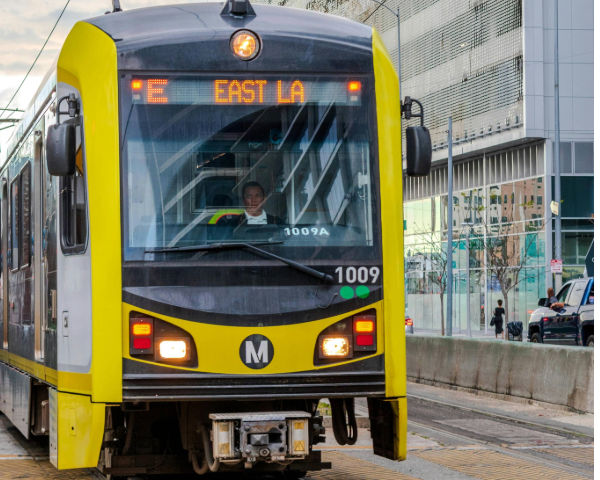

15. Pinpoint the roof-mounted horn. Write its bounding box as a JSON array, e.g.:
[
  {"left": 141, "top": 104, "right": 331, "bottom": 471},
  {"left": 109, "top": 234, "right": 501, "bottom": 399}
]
[{"left": 220, "top": 0, "right": 256, "bottom": 17}]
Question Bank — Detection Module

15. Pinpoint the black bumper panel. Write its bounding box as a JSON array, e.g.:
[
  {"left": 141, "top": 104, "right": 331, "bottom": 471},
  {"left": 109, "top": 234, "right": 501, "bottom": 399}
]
[{"left": 122, "top": 370, "right": 385, "bottom": 401}]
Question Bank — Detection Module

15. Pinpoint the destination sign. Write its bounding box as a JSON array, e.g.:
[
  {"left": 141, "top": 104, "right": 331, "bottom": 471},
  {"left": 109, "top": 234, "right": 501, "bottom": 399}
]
[{"left": 129, "top": 76, "right": 363, "bottom": 106}]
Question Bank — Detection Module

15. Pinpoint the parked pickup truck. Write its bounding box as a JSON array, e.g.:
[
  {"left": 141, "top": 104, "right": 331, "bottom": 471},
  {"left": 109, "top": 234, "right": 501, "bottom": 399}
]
[{"left": 527, "top": 278, "right": 594, "bottom": 346}]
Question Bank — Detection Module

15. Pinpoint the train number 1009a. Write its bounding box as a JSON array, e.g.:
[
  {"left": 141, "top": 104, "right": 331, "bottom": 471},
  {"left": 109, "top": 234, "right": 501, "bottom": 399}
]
[{"left": 335, "top": 266, "right": 380, "bottom": 284}]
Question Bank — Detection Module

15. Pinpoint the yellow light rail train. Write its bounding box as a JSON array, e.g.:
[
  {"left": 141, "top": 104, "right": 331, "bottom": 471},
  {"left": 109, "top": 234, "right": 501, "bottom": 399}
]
[{"left": 0, "top": 1, "right": 431, "bottom": 476}]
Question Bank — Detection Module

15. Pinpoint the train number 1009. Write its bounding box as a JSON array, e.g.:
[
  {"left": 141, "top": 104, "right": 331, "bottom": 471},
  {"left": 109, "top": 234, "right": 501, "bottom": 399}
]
[{"left": 335, "top": 266, "right": 380, "bottom": 284}]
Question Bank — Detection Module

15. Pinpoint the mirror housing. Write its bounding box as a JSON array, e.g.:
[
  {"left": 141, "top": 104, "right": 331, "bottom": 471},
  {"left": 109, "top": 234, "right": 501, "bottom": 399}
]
[
  {"left": 538, "top": 298, "right": 547, "bottom": 307},
  {"left": 46, "top": 123, "right": 76, "bottom": 176},
  {"left": 406, "top": 125, "right": 432, "bottom": 177}
]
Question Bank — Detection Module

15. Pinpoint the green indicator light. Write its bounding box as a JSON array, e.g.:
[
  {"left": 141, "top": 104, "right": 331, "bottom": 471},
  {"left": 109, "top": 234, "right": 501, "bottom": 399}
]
[
  {"left": 356, "top": 285, "right": 370, "bottom": 299},
  {"left": 340, "top": 286, "right": 354, "bottom": 299}
]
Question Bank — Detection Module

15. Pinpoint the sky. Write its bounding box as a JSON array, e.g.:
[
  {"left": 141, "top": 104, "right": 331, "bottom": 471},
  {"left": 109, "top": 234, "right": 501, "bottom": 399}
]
[{"left": 0, "top": 0, "right": 209, "bottom": 151}]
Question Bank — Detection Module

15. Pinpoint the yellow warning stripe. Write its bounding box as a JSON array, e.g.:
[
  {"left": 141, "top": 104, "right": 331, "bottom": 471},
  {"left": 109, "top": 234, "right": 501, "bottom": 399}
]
[
  {"left": 310, "top": 451, "right": 419, "bottom": 479},
  {"left": 0, "top": 458, "right": 96, "bottom": 479},
  {"left": 412, "top": 447, "right": 591, "bottom": 480},
  {"left": 530, "top": 446, "right": 594, "bottom": 467}
]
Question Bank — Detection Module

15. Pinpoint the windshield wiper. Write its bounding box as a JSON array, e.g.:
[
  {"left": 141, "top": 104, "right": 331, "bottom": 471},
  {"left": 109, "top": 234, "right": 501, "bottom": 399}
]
[{"left": 146, "top": 242, "right": 334, "bottom": 284}]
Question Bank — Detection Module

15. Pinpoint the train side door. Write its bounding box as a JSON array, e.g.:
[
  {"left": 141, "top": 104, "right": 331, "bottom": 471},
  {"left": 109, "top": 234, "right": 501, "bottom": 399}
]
[
  {"left": 54, "top": 86, "right": 92, "bottom": 378},
  {"left": 1, "top": 180, "right": 6, "bottom": 349},
  {"left": 34, "top": 119, "right": 45, "bottom": 360},
  {"left": 44, "top": 106, "right": 58, "bottom": 363}
]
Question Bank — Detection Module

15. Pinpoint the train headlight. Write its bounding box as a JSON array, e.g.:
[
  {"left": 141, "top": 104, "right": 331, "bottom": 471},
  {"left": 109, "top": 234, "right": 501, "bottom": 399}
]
[
  {"left": 321, "top": 337, "right": 350, "bottom": 357},
  {"left": 158, "top": 340, "right": 188, "bottom": 359},
  {"left": 231, "top": 30, "right": 260, "bottom": 60}
]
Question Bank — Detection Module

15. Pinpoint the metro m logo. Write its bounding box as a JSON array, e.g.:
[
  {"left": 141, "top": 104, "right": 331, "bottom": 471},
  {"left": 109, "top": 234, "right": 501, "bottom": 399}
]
[
  {"left": 246, "top": 340, "right": 269, "bottom": 364},
  {"left": 239, "top": 334, "right": 274, "bottom": 369}
]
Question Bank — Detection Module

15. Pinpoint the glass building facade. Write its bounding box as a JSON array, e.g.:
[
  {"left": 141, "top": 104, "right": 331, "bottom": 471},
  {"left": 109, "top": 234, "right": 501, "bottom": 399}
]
[{"left": 404, "top": 140, "right": 593, "bottom": 333}]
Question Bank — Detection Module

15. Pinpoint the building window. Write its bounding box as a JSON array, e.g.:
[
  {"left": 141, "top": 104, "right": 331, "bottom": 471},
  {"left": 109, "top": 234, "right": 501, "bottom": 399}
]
[{"left": 574, "top": 143, "right": 594, "bottom": 174}]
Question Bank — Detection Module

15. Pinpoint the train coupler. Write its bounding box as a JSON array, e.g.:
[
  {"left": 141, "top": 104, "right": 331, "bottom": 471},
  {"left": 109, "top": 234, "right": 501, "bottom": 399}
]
[{"left": 208, "top": 411, "right": 312, "bottom": 466}]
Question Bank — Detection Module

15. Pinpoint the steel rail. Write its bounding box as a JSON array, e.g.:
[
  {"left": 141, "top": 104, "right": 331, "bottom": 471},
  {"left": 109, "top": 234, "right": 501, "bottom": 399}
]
[
  {"left": 407, "top": 393, "right": 594, "bottom": 439},
  {"left": 407, "top": 418, "right": 593, "bottom": 478}
]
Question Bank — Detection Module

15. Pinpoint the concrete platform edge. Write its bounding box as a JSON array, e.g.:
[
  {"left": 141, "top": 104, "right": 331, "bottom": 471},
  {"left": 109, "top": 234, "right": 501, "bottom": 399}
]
[{"left": 407, "top": 377, "right": 587, "bottom": 414}]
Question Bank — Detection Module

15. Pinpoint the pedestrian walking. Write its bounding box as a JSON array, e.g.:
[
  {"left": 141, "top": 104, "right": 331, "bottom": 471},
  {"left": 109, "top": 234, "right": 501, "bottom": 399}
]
[{"left": 493, "top": 299, "right": 505, "bottom": 339}]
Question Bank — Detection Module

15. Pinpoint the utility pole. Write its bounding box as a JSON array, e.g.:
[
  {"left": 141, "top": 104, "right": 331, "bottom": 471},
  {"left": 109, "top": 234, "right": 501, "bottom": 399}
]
[
  {"left": 463, "top": 223, "right": 472, "bottom": 338},
  {"left": 446, "top": 117, "right": 453, "bottom": 337},
  {"left": 553, "top": 0, "right": 562, "bottom": 290}
]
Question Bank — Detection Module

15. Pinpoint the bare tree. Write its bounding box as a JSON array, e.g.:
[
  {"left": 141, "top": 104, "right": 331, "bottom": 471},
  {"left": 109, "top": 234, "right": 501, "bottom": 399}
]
[{"left": 405, "top": 229, "right": 459, "bottom": 336}]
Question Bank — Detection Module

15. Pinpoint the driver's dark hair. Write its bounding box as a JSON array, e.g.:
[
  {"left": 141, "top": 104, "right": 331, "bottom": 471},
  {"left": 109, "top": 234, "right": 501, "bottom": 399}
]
[{"left": 242, "top": 181, "right": 265, "bottom": 198}]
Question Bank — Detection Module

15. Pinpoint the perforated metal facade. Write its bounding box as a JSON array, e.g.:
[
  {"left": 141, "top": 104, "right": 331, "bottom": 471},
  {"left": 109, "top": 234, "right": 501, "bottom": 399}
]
[
  {"left": 255, "top": 0, "right": 524, "bottom": 151},
  {"left": 403, "top": 142, "right": 544, "bottom": 202}
]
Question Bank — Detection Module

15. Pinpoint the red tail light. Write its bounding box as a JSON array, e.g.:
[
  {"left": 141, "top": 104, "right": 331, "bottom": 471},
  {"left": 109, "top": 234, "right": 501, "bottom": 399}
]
[
  {"left": 130, "top": 317, "right": 154, "bottom": 355},
  {"left": 405, "top": 318, "right": 413, "bottom": 326},
  {"left": 353, "top": 315, "right": 376, "bottom": 352},
  {"left": 133, "top": 338, "right": 151, "bottom": 349},
  {"left": 356, "top": 335, "right": 374, "bottom": 346},
  {"left": 542, "top": 317, "right": 550, "bottom": 322}
]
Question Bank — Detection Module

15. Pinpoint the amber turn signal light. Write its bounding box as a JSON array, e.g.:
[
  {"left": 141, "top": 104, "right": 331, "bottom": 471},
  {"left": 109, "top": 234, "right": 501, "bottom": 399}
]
[
  {"left": 348, "top": 81, "right": 361, "bottom": 92},
  {"left": 132, "top": 323, "right": 152, "bottom": 336},
  {"left": 354, "top": 320, "right": 374, "bottom": 333}
]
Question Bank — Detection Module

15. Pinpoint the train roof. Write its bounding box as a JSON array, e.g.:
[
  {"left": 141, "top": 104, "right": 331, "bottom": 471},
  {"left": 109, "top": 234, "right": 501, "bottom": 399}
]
[{"left": 86, "top": 2, "right": 372, "bottom": 53}]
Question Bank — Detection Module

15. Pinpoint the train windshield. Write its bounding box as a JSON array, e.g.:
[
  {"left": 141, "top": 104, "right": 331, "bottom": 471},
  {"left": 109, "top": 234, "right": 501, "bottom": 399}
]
[{"left": 120, "top": 74, "right": 380, "bottom": 263}]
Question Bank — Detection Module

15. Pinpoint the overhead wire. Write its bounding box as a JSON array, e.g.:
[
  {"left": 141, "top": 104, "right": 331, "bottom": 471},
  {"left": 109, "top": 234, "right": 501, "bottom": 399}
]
[{"left": 0, "top": 0, "right": 72, "bottom": 120}]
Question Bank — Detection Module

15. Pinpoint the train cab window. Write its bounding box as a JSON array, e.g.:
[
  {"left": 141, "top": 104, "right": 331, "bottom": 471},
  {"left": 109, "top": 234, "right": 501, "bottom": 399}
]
[
  {"left": 60, "top": 144, "right": 87, "bottom": 253},
  {"left": 20, "top": 164, "right": 31, "bottom": 267},
  {"left": 9, "top": 176, "right": 19, "bottom": 270},
  {"left": 121, "top": 74, "right": 381, "bottom": 263}
]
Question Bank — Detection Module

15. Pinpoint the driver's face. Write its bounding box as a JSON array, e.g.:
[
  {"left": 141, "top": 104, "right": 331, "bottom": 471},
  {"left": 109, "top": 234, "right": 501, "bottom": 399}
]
[{"left": 243, "top": 186, "right": 265, "bottom": 216}]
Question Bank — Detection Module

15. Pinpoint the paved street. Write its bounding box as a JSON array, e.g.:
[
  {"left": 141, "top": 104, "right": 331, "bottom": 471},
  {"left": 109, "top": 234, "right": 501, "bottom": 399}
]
[{"left": 0, "top": 381, "right": 592, "bottom": 480}]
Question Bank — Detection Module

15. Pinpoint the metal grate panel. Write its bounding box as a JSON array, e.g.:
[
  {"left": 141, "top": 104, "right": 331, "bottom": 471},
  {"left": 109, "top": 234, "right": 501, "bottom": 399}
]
[
  {"left": 404, "top": 142, "right": 544, "bottom": 201},
  {"left": 253, "top": 0, "right": 525, "bottom": 153}
]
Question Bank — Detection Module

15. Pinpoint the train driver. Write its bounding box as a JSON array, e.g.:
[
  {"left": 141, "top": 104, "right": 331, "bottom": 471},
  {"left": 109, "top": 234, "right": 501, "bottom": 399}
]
[{"left": 240, "top": 181, "right": 283, "bottom": 225}]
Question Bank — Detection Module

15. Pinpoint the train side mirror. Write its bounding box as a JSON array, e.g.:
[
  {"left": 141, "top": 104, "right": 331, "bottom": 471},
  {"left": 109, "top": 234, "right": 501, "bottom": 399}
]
[
  {"left": 406, "top": 125, "right": 432, "bottom": 177},
  {"left": 402, "top": 96, "right": 432, "bottom": 177},
  {"left": 46, "top": 123, "right": 76, "bottom": 176}
]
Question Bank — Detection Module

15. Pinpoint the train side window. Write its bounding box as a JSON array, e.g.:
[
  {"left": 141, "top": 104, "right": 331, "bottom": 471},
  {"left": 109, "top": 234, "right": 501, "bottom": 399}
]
[
  {"left": 60, "top": 143, "right": 87, "bottom": 253},
  {"left": 10, "top": 176, "right": 19, "bottom": 270},
  {"left": 20, "top": 163, "right": 31, "bottom": 268}
]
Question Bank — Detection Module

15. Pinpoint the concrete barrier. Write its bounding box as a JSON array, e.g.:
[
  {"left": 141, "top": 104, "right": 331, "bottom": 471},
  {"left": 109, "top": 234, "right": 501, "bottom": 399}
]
[{"left": 406, "top": 336, "right": 594, "bottom": 413}]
